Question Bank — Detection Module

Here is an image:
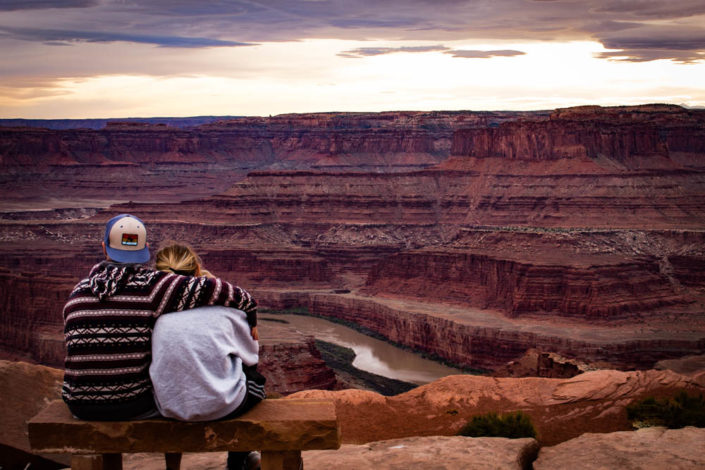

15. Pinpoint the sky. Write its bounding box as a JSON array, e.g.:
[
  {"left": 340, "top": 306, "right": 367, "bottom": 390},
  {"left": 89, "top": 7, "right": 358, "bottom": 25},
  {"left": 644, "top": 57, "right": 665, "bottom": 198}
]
[{"left": 1, "top": 0, "right": 704, "bottom": 118}]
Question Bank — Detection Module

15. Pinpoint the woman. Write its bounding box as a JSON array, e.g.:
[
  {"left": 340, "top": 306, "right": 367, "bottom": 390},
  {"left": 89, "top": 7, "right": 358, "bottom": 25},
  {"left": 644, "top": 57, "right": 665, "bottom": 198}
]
[{"left": 150, "top": 242, "right": 264, "bottom": 470}]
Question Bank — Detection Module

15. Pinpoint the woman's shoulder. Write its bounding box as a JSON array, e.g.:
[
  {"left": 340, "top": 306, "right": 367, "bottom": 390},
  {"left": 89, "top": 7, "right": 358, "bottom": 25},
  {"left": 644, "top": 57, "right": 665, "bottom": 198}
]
[{"left": 157, "top": 305, "right": 247, "bottom": 323}]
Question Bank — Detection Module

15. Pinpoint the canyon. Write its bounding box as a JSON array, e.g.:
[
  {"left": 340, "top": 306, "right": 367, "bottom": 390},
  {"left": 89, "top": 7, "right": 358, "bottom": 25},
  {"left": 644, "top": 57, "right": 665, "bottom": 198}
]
[{"left": 1, "top": 104, "right": 704, "bottom": 384}]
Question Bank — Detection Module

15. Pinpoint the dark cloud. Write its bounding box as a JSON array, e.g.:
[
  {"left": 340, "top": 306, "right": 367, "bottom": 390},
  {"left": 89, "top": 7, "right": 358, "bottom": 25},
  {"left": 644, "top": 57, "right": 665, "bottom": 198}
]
[
  {"left": 445, "top": 49, "right": 526, "bottom": 59},
  {"left": 600, "top": 28, "right": 705, "bottom": 51},
  {"left": 596, "top": 49, "right": 705, "bottom": 63},
  {"left": 338, "top": 45, "right": 449, "bottom": 58},
  {"left": 589, "top": 0, "right": 705, "bottom": 19},
  {"left": 0, "top": 26, "right": 254, "bottom": 48},
  {"left": 0, "top": 0, "right": 703, "bottom": 62},
  {"left": 338, "top": 45, "right": 525, "bottom": 60},
  {"left": 0, "top": 0, "right": 97, "bottom": 11},
  {"left": 596, "top": 25, "right": 705, "bottom": 63}
]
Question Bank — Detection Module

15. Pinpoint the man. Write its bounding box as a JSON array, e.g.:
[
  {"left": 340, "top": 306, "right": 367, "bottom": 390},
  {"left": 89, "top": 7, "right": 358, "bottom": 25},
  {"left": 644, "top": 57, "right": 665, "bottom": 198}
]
[{"left": 62, "top": 214, "right": 258, "bottom": 421}]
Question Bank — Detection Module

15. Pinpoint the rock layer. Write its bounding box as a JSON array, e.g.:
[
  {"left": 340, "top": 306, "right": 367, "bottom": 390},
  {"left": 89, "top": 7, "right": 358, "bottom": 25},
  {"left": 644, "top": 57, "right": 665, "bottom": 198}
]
[
  {"left": 452, "top": 104, "right": 705, "bottom": 169},
  {"left": 258, "top": 290, "right": 705, "bottom": 371},
  {"left": 534, "top": 427, "right": 705, "bottom": 470},
  {"left": 257, "top": 320, "right": 339, "bottom": 395},
  {"left": 288, "top": 369, "right": 705, "bottom": 446},
  {"left": 1, "top": 105, "right": 705, "bottom": 376}
]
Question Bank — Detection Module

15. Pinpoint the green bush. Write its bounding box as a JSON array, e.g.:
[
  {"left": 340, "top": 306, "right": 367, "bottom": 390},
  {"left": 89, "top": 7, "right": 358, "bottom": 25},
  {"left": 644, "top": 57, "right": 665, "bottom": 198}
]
[
  {"left": 457, "top": 411, "right": 536, "bottom": 439},
  {"left": 627, "top": 391, "right": 705, "bottom": 429}
]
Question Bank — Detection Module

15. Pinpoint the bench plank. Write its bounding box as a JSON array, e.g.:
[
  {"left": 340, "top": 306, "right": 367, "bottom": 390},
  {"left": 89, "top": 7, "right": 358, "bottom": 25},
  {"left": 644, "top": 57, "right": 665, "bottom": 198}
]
[{"left": 29, "top": 399, "right": 340, "bottom": 454}]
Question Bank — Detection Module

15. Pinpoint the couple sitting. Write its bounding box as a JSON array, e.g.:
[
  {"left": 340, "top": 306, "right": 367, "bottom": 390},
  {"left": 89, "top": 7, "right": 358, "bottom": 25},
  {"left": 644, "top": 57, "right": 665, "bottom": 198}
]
[{"left": 61, "top": 214, "right": 264, "bottom": 470}]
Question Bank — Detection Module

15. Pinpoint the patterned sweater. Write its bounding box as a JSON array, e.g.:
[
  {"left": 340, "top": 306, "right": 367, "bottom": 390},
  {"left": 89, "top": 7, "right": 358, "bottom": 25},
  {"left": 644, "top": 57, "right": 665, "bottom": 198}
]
[{"left": 62, "top": 261, "right": 257, "bottom": 420}]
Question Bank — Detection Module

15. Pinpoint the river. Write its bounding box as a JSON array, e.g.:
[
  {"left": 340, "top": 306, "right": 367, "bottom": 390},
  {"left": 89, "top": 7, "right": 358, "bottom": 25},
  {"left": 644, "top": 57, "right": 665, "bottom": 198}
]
[{"left": 261, "top": 313, "right": 465, "bottom": 385}]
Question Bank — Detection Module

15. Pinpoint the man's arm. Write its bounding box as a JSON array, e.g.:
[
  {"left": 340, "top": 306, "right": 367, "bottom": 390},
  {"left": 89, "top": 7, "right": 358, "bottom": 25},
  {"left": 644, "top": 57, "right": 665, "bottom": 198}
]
[{"left": 158, "top": 274, "right": 257, "bottom": 327}]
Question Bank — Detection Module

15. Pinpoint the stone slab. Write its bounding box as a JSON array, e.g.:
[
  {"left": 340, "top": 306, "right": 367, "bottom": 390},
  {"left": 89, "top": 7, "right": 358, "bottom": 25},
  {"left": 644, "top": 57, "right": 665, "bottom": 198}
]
[
  {"left": 534, "top": 427, "right": 705, "bottom": 470},
  {"left": 303, "top": 436, "right": 539, "bottom": 470},
  {"left": 28, "top": 399, "right": 340, "bottom": 454}
]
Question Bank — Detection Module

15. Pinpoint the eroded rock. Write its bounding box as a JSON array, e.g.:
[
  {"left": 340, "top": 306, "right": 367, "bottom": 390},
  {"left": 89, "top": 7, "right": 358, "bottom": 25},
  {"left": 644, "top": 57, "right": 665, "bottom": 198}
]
[
  {"left": 289, "top": 370, "right": 705, "bottom": 446},
  {"left": 304, "top": 436, "right": 539, "bottom": 470},
  {"left": 534, "top": 427, "right": 705, "bottom": 470}
]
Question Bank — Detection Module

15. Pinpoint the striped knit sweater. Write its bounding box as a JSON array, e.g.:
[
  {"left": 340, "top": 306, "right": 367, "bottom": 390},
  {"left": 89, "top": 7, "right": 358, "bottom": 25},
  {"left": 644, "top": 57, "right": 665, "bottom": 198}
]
[{"left": 62, "top": 261, "right": 257, "bottom": 420}]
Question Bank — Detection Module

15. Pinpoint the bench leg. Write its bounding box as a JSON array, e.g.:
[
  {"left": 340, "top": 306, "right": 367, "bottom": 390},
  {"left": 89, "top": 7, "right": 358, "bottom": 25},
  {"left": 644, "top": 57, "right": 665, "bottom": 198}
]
[
  {"left": 165, "top": 452, "right": 182, "bottom": 470},
  {"left": 261, "top": 450, "right": 303, "bottom": 470},
  {"left": 71, "top": 453, "right": 122, "bottom": 470}
]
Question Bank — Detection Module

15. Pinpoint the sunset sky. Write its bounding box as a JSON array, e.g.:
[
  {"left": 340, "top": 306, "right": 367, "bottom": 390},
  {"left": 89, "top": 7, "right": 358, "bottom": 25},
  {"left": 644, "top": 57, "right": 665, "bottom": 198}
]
[{"left": 1, "top": 0, "right": 704, "bottom": 118}]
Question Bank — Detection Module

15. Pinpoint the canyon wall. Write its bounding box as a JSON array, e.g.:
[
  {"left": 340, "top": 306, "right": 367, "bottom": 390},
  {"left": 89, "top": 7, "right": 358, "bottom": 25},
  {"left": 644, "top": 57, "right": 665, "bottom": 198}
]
[
  {"left": 1, "top": 111, "right": 528, "bottom": 169},
  {"left": 116, "top": 166, "right": 705, "bottom": 229},
  {"left": 1, "top": 105, "right": 704, "bottom": 377},
  {"left": 0, "top": 111, "right": 523, "bottom": 208},
  {"left": 451, "top": 104, "right": 705, "bottom": 169},
  {"left": 256, "top": 290, "right": 705, "bottom": 370},
  {"left": 364, "top": 250, "right": 686, "bottom": 318}
]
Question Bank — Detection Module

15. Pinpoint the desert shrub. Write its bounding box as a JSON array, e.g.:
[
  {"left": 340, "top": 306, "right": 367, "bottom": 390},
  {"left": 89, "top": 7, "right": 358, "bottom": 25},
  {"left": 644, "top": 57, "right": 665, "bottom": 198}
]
[
  {"left": 457, "top": 411, "right": 536, "bottom": 439},
  {"left": 627, "top": 391, "right": 705, "bottom": 429}
]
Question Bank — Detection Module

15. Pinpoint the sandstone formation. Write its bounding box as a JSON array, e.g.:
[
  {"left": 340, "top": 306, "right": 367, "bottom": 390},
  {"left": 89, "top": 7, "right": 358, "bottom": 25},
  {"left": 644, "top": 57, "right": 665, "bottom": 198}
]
[
  {"left": 0, "top": 360, "right": 69, "bottom": 468},
  {"left": 257, "top": 319, "right": 339, "bottom": 394},
  {"left": 452, "top": 104, "right": 705, "bottom": 169},
  {"left": 288, "top": 369, "right": 705, "bottom": 446},
  {"left": 0, "top": 111, "right": 523, "bottom": 210},
  {"left": 303, "top": 436, "right": 539, "bottom": 470},
  {"left": 1, "top": 105, "right": 704, "bottom": 376},
  {"left": 533, "top": 427, "right": 705, "bottom": 470},
  {"left": 257, "top": 290, "right": 705, "bottom": 371},
  {"left": 656, "top": 354, "right": 705, "bottom": 376},
  {"left": 120, "top": 436, "right": 539, "bottom": 470},
  {"left": 0, "top": 111, "right": 533, "bottom": 168},
  {"left": 491, "top": 348, "right": 587, "bottom": 378}
]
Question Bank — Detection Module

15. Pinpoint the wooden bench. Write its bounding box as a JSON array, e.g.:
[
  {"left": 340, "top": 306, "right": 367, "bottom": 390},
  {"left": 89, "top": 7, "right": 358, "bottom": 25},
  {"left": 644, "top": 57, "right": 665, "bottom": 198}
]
[{"left": 28, "top": 399, "right": 341, "bottom": 470}]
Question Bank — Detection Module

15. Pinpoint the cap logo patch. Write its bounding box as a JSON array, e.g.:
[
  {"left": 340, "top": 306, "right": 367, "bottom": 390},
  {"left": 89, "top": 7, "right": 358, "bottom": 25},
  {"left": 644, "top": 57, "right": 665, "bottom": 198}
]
[{"left": 121, "top": 233, "right": 139, "bottom": 246}]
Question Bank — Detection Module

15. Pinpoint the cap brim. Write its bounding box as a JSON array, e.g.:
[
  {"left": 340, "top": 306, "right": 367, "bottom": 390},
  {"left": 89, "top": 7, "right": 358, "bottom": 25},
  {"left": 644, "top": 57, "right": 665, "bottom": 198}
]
[{"left": 106, "top": 245, "right": 150, "bottom": 264}]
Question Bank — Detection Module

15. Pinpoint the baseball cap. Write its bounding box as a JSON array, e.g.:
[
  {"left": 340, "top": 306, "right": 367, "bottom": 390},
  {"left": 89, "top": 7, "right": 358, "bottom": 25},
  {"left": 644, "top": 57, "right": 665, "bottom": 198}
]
[{"left": 103, "top": 214, "right": 150, "bottom": 263}]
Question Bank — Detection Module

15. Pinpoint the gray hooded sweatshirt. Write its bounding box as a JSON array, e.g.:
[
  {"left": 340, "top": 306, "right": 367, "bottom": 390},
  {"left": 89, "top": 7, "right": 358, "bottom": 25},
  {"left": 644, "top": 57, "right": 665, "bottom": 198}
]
[{"left": 149, "top": 305, "right": 259, "bottom": 421}]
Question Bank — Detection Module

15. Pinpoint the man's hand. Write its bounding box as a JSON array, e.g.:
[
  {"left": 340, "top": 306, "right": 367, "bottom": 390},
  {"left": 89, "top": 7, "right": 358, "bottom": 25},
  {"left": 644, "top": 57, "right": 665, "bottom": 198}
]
[{"left": 251, "top": 326, "right": 259, "bottom": 341}]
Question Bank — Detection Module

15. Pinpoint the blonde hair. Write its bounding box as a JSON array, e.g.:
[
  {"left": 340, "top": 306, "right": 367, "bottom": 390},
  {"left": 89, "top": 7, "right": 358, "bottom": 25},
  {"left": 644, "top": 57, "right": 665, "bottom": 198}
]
[{"left": 155, "top": 242, "right": 214, "bottom": 278}]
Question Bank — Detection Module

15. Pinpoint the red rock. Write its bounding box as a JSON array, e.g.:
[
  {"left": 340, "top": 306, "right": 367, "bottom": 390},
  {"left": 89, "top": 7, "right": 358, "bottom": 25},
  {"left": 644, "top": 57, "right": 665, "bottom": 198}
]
[
  {"left": 304, "top": 436, "right": 540, "bottom": 470},
  {"left": 1, "top": 104, "right": 704, "bottom": 379},
  {"left": 534, "top": 427, "right": 705, "bottom": 470},
  {"left": 451, "top": 105, "right": 705, "bottom": 170},
  {"left": 258, "top": 321, "right": 339, "bottom": 395},
  {"left": 364, "top": 250, "right": 686, "bottom": 318},
  {"left": 257, "top": 290, "right": 705, "bottom": 371},
  {"left": 288, "top": 369, "right": 705, "bottom": 446},
  {"left": 0, "top": 360, "right": 69, "bottom": 467},
  {"left": 491, "top": 348, "right": 585, "bottom": 378}
]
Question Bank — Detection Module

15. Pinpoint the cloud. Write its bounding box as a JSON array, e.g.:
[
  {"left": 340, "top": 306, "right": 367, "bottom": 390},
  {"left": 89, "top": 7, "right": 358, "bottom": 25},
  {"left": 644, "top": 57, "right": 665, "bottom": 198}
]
[
  {"left": 589, "top": 0, "right": 705, "bottom": 19},
  {"left": 338, "top": 44, "right": 449, "bottom": 58},
  {"left": 338, "top": 45, "right": 527, "bottom": 60},
  {"left": 444, "top": 49, "right": 526, "bottom": 59},
  {"left": 0, "top": 0, "right": 97, "bottom": 11},
  {"left": 1, "top": 0, "right": 704, "bottom": 63},
  {"left": 595, "top": 25, "right": 705, "bottom": 63},
  {"left": 596, "top": 49, "right": 705, "bottom": 63},
  {"left": 0, "top": 26, "right": 254, "bottom": 48}
]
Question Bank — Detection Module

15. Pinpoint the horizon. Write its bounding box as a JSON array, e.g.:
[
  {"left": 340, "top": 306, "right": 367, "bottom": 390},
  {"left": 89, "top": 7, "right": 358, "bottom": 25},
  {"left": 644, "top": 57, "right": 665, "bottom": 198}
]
[
  {"left": 3, "top": 102, "right": 704, "bottom": 122},
  {"left": 1, "top": 1, "right": 704, "bottom": 119}
]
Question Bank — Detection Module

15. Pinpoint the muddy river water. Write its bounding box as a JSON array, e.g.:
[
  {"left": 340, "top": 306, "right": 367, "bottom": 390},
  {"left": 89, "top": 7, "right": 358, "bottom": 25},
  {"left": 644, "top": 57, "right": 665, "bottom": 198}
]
[{"left": 261, "top": 313, "right": 464, "bottom": 385}]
